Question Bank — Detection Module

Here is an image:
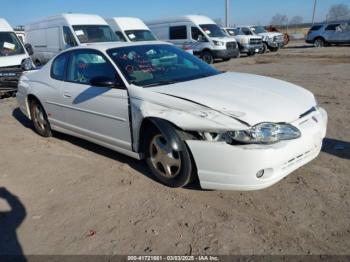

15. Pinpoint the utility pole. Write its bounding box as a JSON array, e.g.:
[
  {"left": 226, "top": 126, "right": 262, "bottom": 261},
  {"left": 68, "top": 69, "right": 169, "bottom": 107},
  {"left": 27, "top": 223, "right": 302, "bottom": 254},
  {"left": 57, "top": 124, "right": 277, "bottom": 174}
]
[
  {"left": 225, "top": 0, "right": 230, "bottom": 27},
  {"left": 312, "top": 0, "right": 317, "bottom": 24}
]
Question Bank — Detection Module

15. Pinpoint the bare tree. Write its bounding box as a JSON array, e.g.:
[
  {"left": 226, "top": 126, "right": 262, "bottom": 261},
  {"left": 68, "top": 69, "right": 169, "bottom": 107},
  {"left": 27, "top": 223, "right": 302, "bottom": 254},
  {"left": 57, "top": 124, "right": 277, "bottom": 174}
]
[
  {"left": 270, "top": 13, "right": 288, "bottom": 26},
  {"left": 327, "top": 4, "right": 350, "bottom": 22},
  {"left": 214, "top": 18, "right": 224, "bottom": 27},
  {"left": 290, "top": 16, "right": 303, "bottom": 25}
]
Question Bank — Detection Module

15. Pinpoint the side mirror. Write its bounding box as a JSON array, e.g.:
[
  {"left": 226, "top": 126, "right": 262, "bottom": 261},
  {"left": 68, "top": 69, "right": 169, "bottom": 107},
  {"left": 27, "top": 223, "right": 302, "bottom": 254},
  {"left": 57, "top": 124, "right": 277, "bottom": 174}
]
[
  {"left": 24, "top": 43, "right": 34, "bottom": 56},
  {"left": 90, "top": 76, "right": 124, "bottom": 88}
]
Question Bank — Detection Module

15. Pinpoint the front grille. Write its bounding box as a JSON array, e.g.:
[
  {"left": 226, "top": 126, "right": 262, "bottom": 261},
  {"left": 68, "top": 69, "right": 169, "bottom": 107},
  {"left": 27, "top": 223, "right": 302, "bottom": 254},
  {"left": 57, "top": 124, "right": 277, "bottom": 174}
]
[
  {"left": 273, "top": 35, "right": 284, "bottom": 43},
  {"left": 0, "top": 65, "right": 23, "bottom": 88},
  {"left": 226, "top": 42, "right": 237, "bottom": 49},
  {"left": 249, "top": 38, "right": 262, "bottom": 45}
]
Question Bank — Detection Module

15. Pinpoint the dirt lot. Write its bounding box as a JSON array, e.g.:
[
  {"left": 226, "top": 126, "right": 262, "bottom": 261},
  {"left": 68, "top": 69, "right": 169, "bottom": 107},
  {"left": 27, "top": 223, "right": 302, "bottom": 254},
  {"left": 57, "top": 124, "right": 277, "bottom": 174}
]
[{"left": 0, "top": 42, "right": 349, "bottom": 256}]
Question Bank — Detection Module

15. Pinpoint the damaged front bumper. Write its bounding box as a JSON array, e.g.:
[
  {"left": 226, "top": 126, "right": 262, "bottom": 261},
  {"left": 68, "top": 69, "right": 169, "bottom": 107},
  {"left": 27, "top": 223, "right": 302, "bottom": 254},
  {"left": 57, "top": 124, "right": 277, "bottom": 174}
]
[
  {"left": 185, "top": 107, "right": 328, "bottom": 191},
  {"left": 0, "top": 65, "right": 23, "bottom": 94}
]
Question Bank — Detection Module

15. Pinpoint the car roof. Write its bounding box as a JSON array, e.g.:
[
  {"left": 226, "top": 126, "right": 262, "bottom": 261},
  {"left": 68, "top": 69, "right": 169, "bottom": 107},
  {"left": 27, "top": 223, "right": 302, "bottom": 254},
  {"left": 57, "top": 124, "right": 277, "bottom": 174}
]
[{"left": 65, "top": 40, "right": 172, "bottom": 52}]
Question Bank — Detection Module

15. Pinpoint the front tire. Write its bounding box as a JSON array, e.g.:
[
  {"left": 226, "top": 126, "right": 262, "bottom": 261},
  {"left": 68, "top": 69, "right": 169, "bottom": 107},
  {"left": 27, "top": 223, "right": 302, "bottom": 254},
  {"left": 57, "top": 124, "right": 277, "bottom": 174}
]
[
  {"left": 144, "top": 126, "right": 194, "bottom": 188},
  {"left": 261, "top": 43, "right": 268, "bottom": 54},
  {"left": 30, "top": 99, "right": 52, "bottom": 137},
  {"left": 201, "top": 50, "right": 214, "bottom": 64},
  {"left": 314, "top": 38, "right": 325, "bottom": 48},
  {"left": 268, "top": 46, "right": 279, "bottom": 52}
]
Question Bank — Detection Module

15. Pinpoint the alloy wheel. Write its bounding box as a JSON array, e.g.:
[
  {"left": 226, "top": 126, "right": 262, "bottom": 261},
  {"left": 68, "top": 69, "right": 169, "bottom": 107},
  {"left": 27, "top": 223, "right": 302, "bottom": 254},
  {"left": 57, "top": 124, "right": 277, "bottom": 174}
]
[{"left": 149, "top": 134, "right": 181, "bottom": 178}]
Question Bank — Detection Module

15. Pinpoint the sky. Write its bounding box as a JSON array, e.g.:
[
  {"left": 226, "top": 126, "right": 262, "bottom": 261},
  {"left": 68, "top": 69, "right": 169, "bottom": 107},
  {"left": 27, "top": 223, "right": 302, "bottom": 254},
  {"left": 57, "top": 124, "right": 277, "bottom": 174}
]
[{"left": 2, "top": 0, "right": 349, "bottom": 27}]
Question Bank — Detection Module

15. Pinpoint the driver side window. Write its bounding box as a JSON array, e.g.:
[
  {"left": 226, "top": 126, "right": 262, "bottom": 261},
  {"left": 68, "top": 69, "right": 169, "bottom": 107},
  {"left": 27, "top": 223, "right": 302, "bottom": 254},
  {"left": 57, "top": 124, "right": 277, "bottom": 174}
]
[{"left": 67, "top": 50, "right": 116, "bottom": 85}]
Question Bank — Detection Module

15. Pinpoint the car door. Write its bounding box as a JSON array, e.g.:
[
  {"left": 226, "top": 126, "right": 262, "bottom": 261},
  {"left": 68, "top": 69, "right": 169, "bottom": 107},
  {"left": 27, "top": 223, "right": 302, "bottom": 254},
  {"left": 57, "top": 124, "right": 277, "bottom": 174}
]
[
  {"left": 60, "top": 49, "right": 132, "bottom": 151},
  {"left": 324, "top": 24, "right": 341, "bottom": 43}
]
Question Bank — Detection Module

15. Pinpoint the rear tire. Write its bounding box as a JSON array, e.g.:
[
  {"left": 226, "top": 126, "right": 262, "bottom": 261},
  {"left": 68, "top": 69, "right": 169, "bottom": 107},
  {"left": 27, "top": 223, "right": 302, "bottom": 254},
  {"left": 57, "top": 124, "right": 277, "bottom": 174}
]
[
  {"left": 201, "top": 51, "right": 214, "bottom": 64},
  {"left": 30, "top": 99, "right": 52, "bottom": 137},
  {"left": 144, "top": 125, "right": 194, "bottom": 188}
]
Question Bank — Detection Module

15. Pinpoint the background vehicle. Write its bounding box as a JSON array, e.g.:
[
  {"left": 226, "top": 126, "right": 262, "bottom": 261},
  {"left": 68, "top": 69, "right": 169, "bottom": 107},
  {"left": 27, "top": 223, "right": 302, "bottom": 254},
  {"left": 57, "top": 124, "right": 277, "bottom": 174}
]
[
  {"left": 106, "top": 17, "right": 157, "bottom": 42},
  {"left": 247, "top": 25, "right": 284, "bottom": 53},
  {"left": 147, "top": 15, "right": 239, "bottom": 63},
  {"left": 266, "top": 26, "right": 289, "bottom": 46},
  {"left": 305, "top": 23, "right": 350, "bottom": 47},
  {"left": 0, "top": 18, "right": 33, "bottom": 96},
  {"left": 222, "top": 27, "right": 263, "bottom": 56},
  {"left": 17, "top": 42, "right": 327, "bottom": 191},
  {"left": 25, "top": 13, "right": 119, "bottom": 66}
]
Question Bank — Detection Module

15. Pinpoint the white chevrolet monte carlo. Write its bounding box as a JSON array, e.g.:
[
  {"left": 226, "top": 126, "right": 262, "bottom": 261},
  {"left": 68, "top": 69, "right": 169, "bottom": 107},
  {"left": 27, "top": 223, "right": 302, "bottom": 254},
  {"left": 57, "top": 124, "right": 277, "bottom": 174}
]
[{"left": 16, "top": 41, "right": 328, "bottom": 191}]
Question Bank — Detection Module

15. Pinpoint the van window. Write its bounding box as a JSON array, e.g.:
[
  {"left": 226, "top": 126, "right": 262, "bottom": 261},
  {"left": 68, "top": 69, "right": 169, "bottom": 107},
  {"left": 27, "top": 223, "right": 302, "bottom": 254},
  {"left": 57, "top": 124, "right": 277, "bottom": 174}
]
[
  {"left": 0, "top": 32, "right": 25, "bottom": 57},
  {"left": 51, "top": 52, "right": 68, "bottom": 80},
  {"left": 125, "top": 30, "right": 156, "bottom": 42},
  {"left": 115, "top": 31, "right": 127, "bottom": 42},
  {"left": 169, "top": 26, "right": 187, "bottom": 40},
  {"left": 63, "top": 26, "right": 77, "bottom": 48},
  {"left": 72, "top": 25, "right": 118, "bottom": 43},
  {"left": 325, "top": 24, "right": 340, "bottom": 31},
  {"left": 67, "top": 50, "right": 116, "bottom": 85},
  {"left": 191, "top": 27, "right": 205, "bottom": 41}
]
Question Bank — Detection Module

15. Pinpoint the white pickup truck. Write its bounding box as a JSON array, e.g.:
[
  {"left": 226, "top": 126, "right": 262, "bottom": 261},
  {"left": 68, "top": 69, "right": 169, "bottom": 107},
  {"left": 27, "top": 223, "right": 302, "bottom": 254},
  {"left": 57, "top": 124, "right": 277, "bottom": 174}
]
[
  {"left": 222, "top": 27, "right": 263, "bottom": 56},
  {"left": 248, "top": 25, "right": 285, "bottom": 53}
]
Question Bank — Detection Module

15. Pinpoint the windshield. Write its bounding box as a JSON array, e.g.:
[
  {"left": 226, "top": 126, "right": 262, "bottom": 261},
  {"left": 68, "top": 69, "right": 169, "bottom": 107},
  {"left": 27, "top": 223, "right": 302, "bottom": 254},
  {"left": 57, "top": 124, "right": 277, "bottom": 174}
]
[
  {"left": 199, "top": 24, "right": 226, "bottom": 38},
  {"left": 72, "top": 25, "right": 119, "bottom": 43},
  {"left": 125, "top": 30, "right": 156, "bottom": 42},
  {"left": 252, "top": 26, "right": 267, "bottom": 34},
  {"left": 0, "top": 32, "right": 25, "bottom": 57},
  {"left": 107, "top": 44, "right": 220, "bottom": 87}
]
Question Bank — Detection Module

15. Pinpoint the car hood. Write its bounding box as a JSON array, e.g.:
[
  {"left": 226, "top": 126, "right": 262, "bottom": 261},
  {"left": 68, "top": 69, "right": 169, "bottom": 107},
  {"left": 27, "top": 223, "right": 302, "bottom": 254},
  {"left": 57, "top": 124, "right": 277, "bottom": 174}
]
[
  {"left": 149, "top": 72, "right": 316, "bottom": 126},
  {"left": 0, "top": 54, "right": 28, "bottom": 68},
  {"left": 257, "top": 32, "right": 283, "bottom": 38}
]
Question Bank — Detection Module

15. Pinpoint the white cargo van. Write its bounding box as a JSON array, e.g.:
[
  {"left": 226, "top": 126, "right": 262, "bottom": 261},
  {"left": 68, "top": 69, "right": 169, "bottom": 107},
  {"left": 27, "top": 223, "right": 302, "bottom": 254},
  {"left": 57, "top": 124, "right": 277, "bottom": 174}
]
[
  {"left": 25, "top": 13, "right": 119, "bottom": 66},
  {"left": 0, "top": 18, "right": 34, "bottom": 95},
  {"left": 147, "top": 15, "right": 239, "bottom": 63},
  {"left": 106, "top": 17, "right": 156, "bottom": 42}
]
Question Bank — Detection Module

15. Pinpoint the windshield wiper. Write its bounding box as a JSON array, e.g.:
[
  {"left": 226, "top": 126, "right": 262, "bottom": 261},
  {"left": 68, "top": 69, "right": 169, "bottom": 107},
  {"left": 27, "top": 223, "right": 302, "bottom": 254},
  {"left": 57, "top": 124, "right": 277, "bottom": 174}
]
[{"left": 142, "top": 80, "right": 178, "bottom": 87}]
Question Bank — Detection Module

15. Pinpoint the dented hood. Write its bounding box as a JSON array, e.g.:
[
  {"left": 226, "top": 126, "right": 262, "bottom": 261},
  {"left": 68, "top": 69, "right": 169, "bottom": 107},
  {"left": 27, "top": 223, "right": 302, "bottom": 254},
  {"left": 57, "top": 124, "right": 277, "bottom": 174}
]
[{"left": 149, "top": 72, "right": 316, "bottom": 126}]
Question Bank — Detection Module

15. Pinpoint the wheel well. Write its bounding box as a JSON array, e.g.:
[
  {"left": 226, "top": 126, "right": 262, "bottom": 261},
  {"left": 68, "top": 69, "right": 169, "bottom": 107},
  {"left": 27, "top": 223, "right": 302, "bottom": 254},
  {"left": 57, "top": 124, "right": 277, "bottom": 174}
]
[
  {"left": 314, "top": 36, "right": 325, "bottom": 43},
  {"left": 137, "top": 117, "right": 195, "bottom": 154},
  {"left": 26, "top": 95, "right": 42, "bottom": 118}
]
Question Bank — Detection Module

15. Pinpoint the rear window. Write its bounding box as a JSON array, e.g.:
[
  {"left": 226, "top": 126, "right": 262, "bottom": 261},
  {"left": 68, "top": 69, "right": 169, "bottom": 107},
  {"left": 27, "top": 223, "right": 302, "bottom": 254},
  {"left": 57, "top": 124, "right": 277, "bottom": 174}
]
[
  {"left": 310, "top": 25, "right": 322, "bottom": 31},
  {"left": 169, "top": 26, "right": 187, "bottom": 40}
]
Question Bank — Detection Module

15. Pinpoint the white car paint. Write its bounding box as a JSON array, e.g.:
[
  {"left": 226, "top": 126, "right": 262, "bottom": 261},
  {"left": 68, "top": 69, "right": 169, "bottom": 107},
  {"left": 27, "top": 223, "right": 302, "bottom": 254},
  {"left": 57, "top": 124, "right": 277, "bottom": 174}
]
[{"left": 17, "top": 42, "right": 328, "bottom": 191}]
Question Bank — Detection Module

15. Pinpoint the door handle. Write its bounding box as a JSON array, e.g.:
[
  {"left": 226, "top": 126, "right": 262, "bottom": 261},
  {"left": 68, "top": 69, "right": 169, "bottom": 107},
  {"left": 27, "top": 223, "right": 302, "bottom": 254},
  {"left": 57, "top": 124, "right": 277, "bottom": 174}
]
[{"left": 63, "top": 92, "right": 71, "bottom": 98}]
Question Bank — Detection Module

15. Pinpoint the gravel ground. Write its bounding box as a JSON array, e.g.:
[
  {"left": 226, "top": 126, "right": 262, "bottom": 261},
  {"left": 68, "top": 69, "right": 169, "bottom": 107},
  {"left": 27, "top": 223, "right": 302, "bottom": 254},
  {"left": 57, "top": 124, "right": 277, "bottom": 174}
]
[{"left": 0, "top": 41, "right": 349, "bottom": 255}]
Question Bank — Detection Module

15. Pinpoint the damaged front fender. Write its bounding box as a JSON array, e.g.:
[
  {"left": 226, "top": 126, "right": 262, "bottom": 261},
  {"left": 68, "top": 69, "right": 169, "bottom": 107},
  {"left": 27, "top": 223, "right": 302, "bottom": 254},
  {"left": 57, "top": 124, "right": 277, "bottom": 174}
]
[{"left": 128, "top": 86, "right": 249, "bottom": 152}]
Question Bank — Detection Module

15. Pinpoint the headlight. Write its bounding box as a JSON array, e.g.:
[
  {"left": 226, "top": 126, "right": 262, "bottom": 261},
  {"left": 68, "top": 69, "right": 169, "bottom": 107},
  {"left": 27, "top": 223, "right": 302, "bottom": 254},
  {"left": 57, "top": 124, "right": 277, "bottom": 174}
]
[
  {"left": 203, "top": 123, "right": 301, "bottom": 144},
  {"left": 213, "top": 40, "right": 225, "bottom": 46},
  {"left": 21, "top": 58, "right": 34, "bottom": 71}
]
